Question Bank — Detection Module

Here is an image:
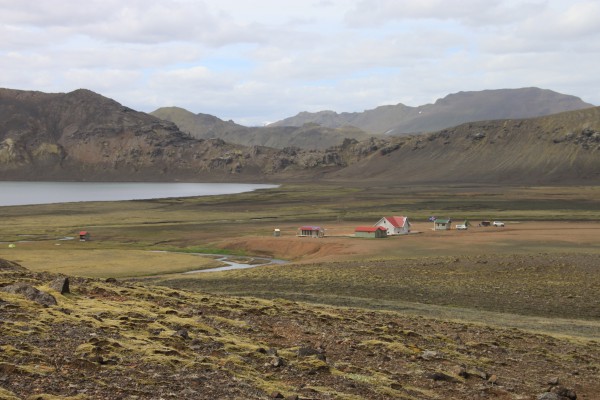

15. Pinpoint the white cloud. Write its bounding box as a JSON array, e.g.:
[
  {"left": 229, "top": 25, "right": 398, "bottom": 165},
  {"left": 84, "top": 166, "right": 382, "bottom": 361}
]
[
  {"left": 0, "top": 0, "right": 598, "bottom": 125},
  {"left": 344, "top": 0, "right": 546, "bottom": 27}
]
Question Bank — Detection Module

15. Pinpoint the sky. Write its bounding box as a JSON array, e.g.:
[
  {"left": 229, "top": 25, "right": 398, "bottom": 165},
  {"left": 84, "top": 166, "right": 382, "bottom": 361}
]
[{"left": 1, "top": 0, "right": 599, "bottom": 126}]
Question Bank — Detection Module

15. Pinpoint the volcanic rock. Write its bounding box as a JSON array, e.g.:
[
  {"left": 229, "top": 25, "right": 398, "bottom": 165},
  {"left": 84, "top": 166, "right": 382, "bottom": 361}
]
[{"left": 1, "top": 283, "right": 57, "bottom": 306}]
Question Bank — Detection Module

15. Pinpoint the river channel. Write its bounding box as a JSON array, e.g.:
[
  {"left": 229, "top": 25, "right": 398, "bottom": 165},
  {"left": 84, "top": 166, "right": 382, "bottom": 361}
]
[{"left": 184, "top": 254, "right": 287, "bottom": 273}]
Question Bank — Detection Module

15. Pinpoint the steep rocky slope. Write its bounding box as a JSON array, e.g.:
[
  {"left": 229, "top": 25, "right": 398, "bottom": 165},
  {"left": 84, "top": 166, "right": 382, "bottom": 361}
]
[
  {"left": 0, "top": 89, "right": 345, "bottom": 181},
  {"left": 326, "top": 107, "right": 600, "bottom": 184},
  {"left": 271, "top": 88, "right": 595, "bottom": 135}
]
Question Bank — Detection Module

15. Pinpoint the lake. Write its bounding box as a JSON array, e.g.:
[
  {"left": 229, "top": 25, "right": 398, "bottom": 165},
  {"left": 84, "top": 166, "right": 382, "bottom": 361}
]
[{"left": 0, "top": 181, "right": 277, "bottom": 207}]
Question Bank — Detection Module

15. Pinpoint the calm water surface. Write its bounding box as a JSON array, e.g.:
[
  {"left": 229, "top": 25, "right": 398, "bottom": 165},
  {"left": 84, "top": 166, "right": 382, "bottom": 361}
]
[{"left": 0, "top": 182, "right": 277, "bottom": 206}]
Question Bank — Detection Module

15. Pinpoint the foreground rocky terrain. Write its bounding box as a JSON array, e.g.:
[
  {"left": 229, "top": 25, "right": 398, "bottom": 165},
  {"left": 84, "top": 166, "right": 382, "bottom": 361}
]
[{"left": 1, "top": 258, "right": 598, "bottom": 399}]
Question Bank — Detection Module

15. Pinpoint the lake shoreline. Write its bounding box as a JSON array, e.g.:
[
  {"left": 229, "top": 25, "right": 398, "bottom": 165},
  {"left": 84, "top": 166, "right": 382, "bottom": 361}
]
[{"left": 0, "top": 181, "right": 278, "bottom": 207}]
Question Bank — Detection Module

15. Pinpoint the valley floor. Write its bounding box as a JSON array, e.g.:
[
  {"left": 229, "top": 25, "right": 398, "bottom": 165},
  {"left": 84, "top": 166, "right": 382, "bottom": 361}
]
[{"left": 0, "top": 184, "right": 599, "bottom": 399}]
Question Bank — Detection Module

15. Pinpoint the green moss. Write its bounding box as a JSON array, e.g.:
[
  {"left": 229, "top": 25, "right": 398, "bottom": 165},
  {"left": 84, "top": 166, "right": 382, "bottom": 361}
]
[
  {"left": 0, "top": 387, "right": 20, "bottom": 400},
  {"left": 25, "top": 394, "right": 87, "bottom": 400},
  {"left": 0, "top": 362, "right": 53, "bottom": 376},
  {"left": 359, "top": 339, "right": 415, "bottom": 356}
]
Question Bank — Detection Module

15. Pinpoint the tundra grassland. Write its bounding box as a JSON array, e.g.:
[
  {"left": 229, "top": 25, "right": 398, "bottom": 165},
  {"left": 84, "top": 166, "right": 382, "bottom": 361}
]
[
  {"left": 2, "top": 183, "right": 600, "bottom": 399},
  {"left": 1, "top": 184, "right": 599, "bottom": 339}
]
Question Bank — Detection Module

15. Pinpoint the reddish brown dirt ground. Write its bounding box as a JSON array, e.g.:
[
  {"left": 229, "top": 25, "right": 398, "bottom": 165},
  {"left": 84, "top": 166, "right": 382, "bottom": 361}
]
[{"left": 216, "top": 221, "right": 600, "bottom": 262}]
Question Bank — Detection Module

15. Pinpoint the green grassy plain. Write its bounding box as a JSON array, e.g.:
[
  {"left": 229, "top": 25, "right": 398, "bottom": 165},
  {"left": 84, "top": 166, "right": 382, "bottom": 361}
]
[
  {"left": 3, "top": 248, "right": 223, "bottom": 278},
  {"left": 0, "top": 184, "right": 598, "bottom": 249}
]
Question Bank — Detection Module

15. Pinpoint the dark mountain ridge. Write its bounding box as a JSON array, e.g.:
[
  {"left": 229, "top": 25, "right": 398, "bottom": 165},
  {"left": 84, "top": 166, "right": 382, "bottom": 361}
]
[
  {"left": 0, "top": 88, "right": 275, "bottom": 181},
  {"left": 1, "top": 88, "right": 599, "bottom": 185},
  {"left": 327, "top": 107, "right": 600, "bottom": 185},
  {"left": 151, "top": 107, "right": 373, "bottom": 150},
  {"left": 270, "top": 87, "right": 595, "bottom": 135}
]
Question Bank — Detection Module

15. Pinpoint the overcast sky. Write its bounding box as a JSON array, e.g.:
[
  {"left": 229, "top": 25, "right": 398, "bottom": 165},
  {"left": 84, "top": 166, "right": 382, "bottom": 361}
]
[{"left": 1, "top": 0, "right": 599, "bottom": 125}]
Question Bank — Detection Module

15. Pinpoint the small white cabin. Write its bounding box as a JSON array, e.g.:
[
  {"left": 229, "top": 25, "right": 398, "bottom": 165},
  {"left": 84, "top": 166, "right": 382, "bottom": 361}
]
[
  {"left": 434, "top": 219, "right": 452, "bottom": 230},
  {"left": 297, "top": 226, "right": 324, "bottom": 238}
]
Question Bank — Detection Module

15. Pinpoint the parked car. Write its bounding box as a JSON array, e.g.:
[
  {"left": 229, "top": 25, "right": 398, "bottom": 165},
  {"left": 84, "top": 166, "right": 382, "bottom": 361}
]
[
  {"left": 493, "top": 221, "right": 505, "bottom": 227},
  {"left": 455, "top": 224, "right": 468, "bottom": 230}
]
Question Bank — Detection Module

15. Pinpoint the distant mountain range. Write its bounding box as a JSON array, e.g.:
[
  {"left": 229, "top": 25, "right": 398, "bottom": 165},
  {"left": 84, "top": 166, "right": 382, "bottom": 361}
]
[
  {"left": 151, "top": 107, "right": 372, "bottom": 150},
  {"left": 269, "top": 87, "right": 595, "bottom": 135},
  {"left": 1, "top": 87, "right": 599, "bottom": 185}
]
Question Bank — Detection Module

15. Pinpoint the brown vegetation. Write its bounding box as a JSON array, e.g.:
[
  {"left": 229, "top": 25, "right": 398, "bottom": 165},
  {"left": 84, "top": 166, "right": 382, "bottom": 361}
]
[{"left": 1, "top": 260, "right": 598, "bottom": 399}]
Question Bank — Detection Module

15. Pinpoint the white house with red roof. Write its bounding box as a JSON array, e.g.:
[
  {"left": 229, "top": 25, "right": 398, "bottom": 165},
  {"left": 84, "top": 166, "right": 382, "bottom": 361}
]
[{"left": 374, "top": 216, "right": 411, "bottom": 235}]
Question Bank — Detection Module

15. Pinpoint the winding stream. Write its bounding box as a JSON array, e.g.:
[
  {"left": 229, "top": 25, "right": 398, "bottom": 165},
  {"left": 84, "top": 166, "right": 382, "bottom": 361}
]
[
  {"left": 184, "top": 255, "right": 287, "bottom": 273},
  {"left": 153, "top": 252, "right": 286, "bottom": 274}
]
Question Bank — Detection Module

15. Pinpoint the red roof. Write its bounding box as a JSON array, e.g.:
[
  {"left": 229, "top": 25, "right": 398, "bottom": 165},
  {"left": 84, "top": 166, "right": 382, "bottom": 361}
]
[
  {"left": 383, "top": 216, "right": 408, "bottom": 228},
  {"left": 79, "top": 231, "right": 88, "bottom": 235},
  {"left": 299, "top": 226, "right": 322, "bottom": 231},
  {"left": 355, "top": 226, "right": 386, "bottom": 232}
]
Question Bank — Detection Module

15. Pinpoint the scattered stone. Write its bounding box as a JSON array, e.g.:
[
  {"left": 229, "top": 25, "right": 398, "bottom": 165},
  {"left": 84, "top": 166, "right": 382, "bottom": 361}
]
[
  {"left": 426, "top": 372, "right": 458, "bottom": 383},
  {"left": 1, "top": 283, "right": 57, "bottom": 306},
  {"left": 390, "top": 382, "right": 403, "bottom": 390},
  {"left": 172, "top": 329, "right": 190, "bottom": 340},
  {"left": 50, "top": 277, "right": 70, "bottom": 294},
  {"left": 298, "top": 387, "right": 319, "bottom": 396},
  {"left": 180, "top": 388, "right": 197, "bottom": 396},
  {"left": 297, "top": 346, "right": 326, "bottom": 361},
  {"left": 466, "top": 367, "right": 488, "bottom": 380},
  {"left": 582, "top": 128, "right": 595, "bottom": 137},
  {"left": 270, "top": 357, "right": 285, "bottom": 368},
  {"left": 105, "top": 277, "right": 118, "bottom": 283},
  {"left": 285, "top": 395, "right": 299, "bottom": 400},
  {"left": 420, "top": 350, "right": 439, "bottom": 360},
  {"left": 452, "top": 365, "right": 469, "bottom": 378},
  {"left": 70, "top": 358, "right": 100, "bottom": 371},
  {"left": 550, "top": 386, "right": 577, "bottom": 400},
  {"left": 548, "top": 377, "right": 560, "bottom": 386},
  {"left": 270, "top": 391, "right": 284, "bottom": 398},
  {"left": 88, "top": 355, "right": 105, "bottom": 365},
  {"left": 0, "top": 259, "right": 26, "bottom": 271},
  {"left": 537, "top": 393, "right": 564, "bottom": 400}
]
